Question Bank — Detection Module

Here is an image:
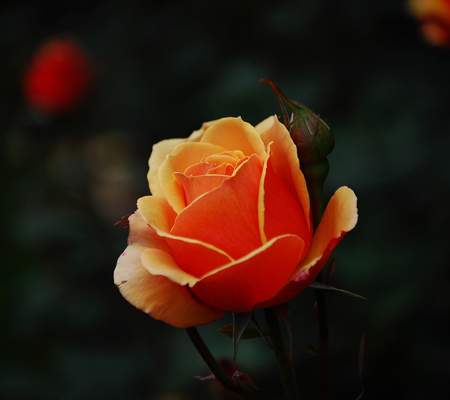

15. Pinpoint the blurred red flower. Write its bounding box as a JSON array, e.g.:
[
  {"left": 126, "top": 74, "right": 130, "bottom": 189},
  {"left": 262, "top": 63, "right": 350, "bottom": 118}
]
[
  {"left": 23, "top": 37, "right": 92, "bottom": 114},
  {"left": 408, "top": 0, "right": 450, "bottom": 47}
]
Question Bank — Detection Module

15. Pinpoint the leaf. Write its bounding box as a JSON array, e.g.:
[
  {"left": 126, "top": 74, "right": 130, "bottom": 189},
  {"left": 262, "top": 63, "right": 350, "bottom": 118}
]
[
  {"left": 232, "top": 312, "right": 253, "bottom": 363},
  {"left": 216, "top": 324, "right": 270, "bottom": 340},
  {"left": 309, "top": 281, "right": 371, "bottom": 302}
]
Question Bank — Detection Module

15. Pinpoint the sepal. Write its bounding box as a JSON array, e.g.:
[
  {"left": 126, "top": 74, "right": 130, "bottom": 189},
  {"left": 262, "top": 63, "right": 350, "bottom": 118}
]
[{"left": 309, "top": 281, "right": 371, "bottom": 302}]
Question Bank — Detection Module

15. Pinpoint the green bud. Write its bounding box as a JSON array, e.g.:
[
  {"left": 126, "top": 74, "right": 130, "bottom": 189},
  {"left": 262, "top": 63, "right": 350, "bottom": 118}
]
[{"left": 261, "top": 79, "right": 334, "bottom": 164}]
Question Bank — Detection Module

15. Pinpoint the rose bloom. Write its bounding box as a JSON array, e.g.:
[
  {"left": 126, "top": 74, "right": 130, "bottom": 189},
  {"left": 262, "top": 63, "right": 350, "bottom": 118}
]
[
  {"left": 114, "top": 117, "right": 357, "bottom": 328},
  {"left": 408, "top": 0, "right": 450, "bottom": 46},
  {"left": 23, "top": 37, "right": 92, "bottom": 114}
]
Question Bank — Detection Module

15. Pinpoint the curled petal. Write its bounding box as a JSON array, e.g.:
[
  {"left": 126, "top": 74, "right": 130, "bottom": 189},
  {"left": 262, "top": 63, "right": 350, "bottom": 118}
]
[
  {"left": 201, "top": 117, "right": 266, "bottom": 159},
  {"left": 256, "top": 116, "right": 312, "bottom": 236},
  {"left": 147, "top": 122, "right": 215, "bottom": 196},
  {"left": 114, "top": 215, "right": 224, "bottom": 328},
  {"left": 138, "top": 196, "right": 233, "bottom": 278},
  {"left": 148, "top": 138, "right": 185, "bottom": 197},
  {"left": 293, "top": 186, "right": 358, "bottom": 280},
  {"left": 192, "top": 234, "right": 305, "bottom": 313},
  {"left": 137, "top": 196, "right": 177, "bottom": 234},
  {"left": 159, "top": 142, "right": 226, "bottom": 213},
  {"left": 259, "top": 143, "right": 311, "bottom": 253},
  {"left": 141, "top": 248, "right": 199, "bottom": 287},
  {"left": 163, "top": 236, "right": 233, "bottom": 279},
  {"left": 256, "top": 186, "right": 358, "bottom": 308},
  {"left": 126, "top": 211, "right": 172, "bottom": 251}
]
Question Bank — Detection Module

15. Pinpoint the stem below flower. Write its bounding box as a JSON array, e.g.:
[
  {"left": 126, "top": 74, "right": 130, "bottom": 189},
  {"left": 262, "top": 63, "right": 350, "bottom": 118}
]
[
  {"left": 315, "top": 290, "right": 330, "bottom": 400},
  {"left": 185, "top": 327, "right": 262, "bottom": 400},
  {"left": 264, "top": 308, "right": 300, "bottom": 400},
  {"left": 300, "top": 158, "right": 330, "bottom": 400},
  {"left": 300, "top": 159, "right": 328, "bottom": 231}
]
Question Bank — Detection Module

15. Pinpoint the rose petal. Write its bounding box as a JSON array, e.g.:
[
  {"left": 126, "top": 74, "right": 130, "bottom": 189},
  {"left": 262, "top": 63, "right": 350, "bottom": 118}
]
[
  {"left": 256, "top": 116, "right": 312, "bottom": 235},
  {"left": 201, "top": 117, "right": 266, "bottom": 158},
  {"left": 140, "top": 248, "right": 199, "bottom": 287},
  {"left": 292, "top": 186, "right": 358, "bottom": 279},
  {"left": 126, "top": 211, "right": 173, "bottom": 251},
  {"left": 163, "top": 236, "right": 233, "bottom": 279},
  {"left": 259, "top": 143, "right": 311, "bottom": 254},
  {"left": 173, "top": 172, "right": 230, "bottom": 205},
  {"left": 205, "top": 151, "right": 243, "bottom": 166},
  {"left": 114, "top": 215, "right": 224, "bottom": 328},
  {"left": 148, "top": 138, "right": 185, "bottom": 197},
  {"left": 115, "top": 246, "right": 223, "bottom": 328},
  {"left": 208, "top": 163, "right": 235, "bottom": 175},
  {"left": 191, "top": 234, "right": 305, "bottom": 313},
  {"left": 255, "top": 186, "right": 358, "bottom": 308},
  {"left": 147, "top": 121, "right": 216, "bottom": 196},
  {"left": 158, "top": 142, "right": 226, "bottom": 213},
  {"left": 137, "top": 196, "right": 233, "bottom": 277},
  {"left": 184, "top": 162, "right": 213, "bottom": 176},
  {"left": 137, "top": 196, "right": 177, "bottom": 234},
  {"left": 171, "top": 154, "right": 264, "bottom": 261}
]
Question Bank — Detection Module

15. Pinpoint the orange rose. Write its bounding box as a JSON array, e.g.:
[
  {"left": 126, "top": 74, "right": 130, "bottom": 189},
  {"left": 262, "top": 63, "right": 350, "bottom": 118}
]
[
  {"left": 408, "top": 0, "right": 450, "bottom": 46},
  {"left": 114, "top": 117, "right": 357, "bottom": 328}
]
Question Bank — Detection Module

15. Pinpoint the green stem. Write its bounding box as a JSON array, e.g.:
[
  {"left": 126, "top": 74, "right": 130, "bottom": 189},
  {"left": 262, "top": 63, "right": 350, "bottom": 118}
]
[
  {"left": 301, "top": 159, "right": 328, "bottom": 231},
  {"left": 301, "top": 158, "right": 330, "bottom": 400},
  {"left": 315, "top": 289, "right": 330, "bottom": 400},
  {"left": 185, "top": 327, "right": 262, "bottom": 400},
  {"left": 264, "top": 308, "right": 300, "bottom": 400}
]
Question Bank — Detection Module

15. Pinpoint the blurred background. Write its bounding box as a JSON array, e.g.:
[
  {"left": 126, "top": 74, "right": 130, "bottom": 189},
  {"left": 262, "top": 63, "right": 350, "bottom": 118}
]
[{"left": 1, "top": 0, "right": 450, "bottom": 399}]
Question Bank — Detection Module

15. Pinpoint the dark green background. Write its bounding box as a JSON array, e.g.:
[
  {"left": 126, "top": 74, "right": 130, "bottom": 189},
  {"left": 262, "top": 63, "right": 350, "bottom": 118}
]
[{"left": 2, "top": 0, "right": 449, "bottom": 399}]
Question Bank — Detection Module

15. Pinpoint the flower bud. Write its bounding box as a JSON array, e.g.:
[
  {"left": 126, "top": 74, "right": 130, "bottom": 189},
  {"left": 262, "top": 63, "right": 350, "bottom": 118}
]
[
  {"left": 261, "top": 79, "right": 334, "bottom": 164},
  {"left": 262, "top": 79, "right": 336, "bottom": 230}
]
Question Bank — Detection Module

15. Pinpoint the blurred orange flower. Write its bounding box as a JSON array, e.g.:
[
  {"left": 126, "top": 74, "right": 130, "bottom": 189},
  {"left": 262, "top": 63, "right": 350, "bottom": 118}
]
[
  {"left": 23, "top": 37, "right": 92, "bottom": 114},
  {"left": 114, "top": 117, "right": 358, "bottom": 328},
  {"left": 408, "top": 0, "right": 450, "bottom": 46}
]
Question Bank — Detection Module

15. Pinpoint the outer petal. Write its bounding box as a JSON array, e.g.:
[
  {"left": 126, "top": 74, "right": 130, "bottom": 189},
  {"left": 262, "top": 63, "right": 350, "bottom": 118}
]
[
  {"left": 159, "top": 142, "right": 226, "bottom": 213},
  {"left": 171, "top": 154, "right": 264, "bottom": 262},
  {"left": 137, "top": 196, "right": 177, "bottom": 234},
  {"left": 201, "top": 117, "right": 266, "bottom": 159},
  {"left": 191, "top": 234, "right": 305, "bottom": 313},
  {"left": 126, "top": 211, "right": 172, "bottom": 250},
  {"left": 148, "top": 138, "right": 185, "bottom": 197},
  {"left": 259, "top": 143, "right": 311, "bottom": 254},
  {"left": 114, "top": 213, "right": 224, "bottom": 328},
  {"left": 138, "top": 196, "right": 233, "bottom": 278},
  {"left": 255, "top": 186, "right": 358, "bottom": 309},
  {"left": 256, "top": 116, "right": 312, "bottom": 236},
  {"left": 140, "top": 248, "right": 199, "bottom": 288}
]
